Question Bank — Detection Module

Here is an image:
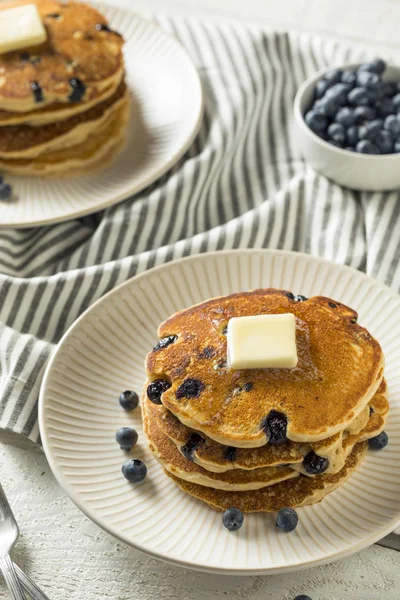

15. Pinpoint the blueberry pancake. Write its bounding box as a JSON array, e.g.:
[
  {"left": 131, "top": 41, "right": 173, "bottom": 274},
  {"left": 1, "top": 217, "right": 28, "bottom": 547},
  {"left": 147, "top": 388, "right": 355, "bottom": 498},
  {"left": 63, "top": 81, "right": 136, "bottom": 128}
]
[
  {"left": 0, "top": 0, "right": 124, "bottom": 112},
  {"left": 145, "top": 290, "right": 384, "bottom": 448},
  {"left": 165, "top": 442, "right": 368, "bottom": 512}
]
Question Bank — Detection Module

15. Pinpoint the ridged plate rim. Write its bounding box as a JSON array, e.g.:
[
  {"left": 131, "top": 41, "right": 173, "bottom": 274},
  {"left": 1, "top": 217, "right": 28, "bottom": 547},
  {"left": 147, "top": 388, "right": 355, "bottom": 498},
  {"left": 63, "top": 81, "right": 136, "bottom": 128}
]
[{"left": 39, "top": 250, "right": 400, "bottom": 574}]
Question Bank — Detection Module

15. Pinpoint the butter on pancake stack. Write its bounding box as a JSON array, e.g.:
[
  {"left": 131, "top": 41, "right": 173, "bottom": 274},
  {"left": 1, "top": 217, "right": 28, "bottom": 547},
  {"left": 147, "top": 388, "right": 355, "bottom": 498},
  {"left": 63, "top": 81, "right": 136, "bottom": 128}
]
[
  {"left": 143, "top": 290, "right": 388, "bottom": 512},
  {"left": 0, "top": 0, "right": 129, "bottom": 176}
]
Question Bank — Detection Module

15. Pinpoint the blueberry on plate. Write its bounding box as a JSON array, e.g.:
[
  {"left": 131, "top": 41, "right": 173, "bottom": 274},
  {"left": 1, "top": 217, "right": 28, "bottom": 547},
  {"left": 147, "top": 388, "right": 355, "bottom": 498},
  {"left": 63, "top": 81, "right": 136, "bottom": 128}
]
[
  {"left": 0, "top": 182, "right": 12, "bottom": 200},
  {"left": 368, "top": 431, "right": 388, "bottom": 450},
  {"left": 122, "top": 458, "right": 147, "bottom": 482},
  {"left": 327, "top": 122, "right": 346, "bottom": 144},
  {"left": 305, "top": 110, "right": 327, "bottom": 133},
  {"left": 222, "top": 507, "right": 244, "bottom": 531},
  {"left": 325, "top": 83, "right": 350, "bottom": 104},
  {"left": 119, "top": 390, "right": 139, "bottom": 411},
  {"left": 294, "top": 596, "right": 313, "bottom": 600},
  {"left": 356, "top": 71, "right": 380, "bottom": 88},
  {"left": 356, "top": 140, "right": 381, "bottom": 154},
  {"left": 358, "top": 58, "right": 386, "bottom": 75},
  {"left": 348, "top": 87, "right": 369, "bottom": 106},
  {"left": 335, "top": 106, "right": 356, "bottom": 127},
  {"left": 314, "top": 96, "right": 339, "bottom": 117},
  {"left": 354, "top": 105, "right": 376, "bottom": 123},
  {"left": 384, "top": 114, "right": 400, "bottom": 137},
  {"left": 377, "top": 130, "right": 394, "bottom": 154},
  {"left": 315, "top": 79, "right": 330, "bottom": 99},
  {"left": 346, "top": 125, "right": 359, "bottom": 146},
  {"left": 341, "top": 69, "right": 357, "bottom": 85},
  {"left": 276, "top": 507, "right": 298, "bottom": 532},
  {"left": 116, "top": 427, "right": 138, "bottom": 450},
  {"left": 323, "top": 68, "right": 342, "bottom": 84}
]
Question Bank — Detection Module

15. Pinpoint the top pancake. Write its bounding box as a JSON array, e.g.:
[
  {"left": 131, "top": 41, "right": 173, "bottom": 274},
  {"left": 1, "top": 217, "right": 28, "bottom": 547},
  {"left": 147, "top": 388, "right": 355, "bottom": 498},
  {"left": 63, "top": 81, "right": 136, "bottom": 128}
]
[
  {"left": 0, "top": 0, "right": 124, "bottom": 112},
  {"left": 145, "top": 289, "right": 384, "bottom": 448}
]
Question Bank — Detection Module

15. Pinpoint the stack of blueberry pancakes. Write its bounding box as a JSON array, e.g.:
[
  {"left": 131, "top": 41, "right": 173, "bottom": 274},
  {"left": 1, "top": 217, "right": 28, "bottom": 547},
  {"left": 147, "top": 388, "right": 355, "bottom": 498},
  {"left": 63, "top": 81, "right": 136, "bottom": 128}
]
[
  {"left": 0, "top": 0, "right": 128, "bottom": 176},
  {"left": 143, "top": 289, "right": 389, "bottom": 512}
]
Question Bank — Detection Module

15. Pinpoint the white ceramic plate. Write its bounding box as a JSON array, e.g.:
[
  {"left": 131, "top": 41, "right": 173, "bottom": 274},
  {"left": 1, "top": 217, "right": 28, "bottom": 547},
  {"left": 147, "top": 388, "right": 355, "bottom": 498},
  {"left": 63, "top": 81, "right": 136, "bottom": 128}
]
[
  {"left": 0, "top": 5, "right": 203, "bottom": 229},
  {"left": 39, "top": 250, "right": 400, "bottom": 575}
]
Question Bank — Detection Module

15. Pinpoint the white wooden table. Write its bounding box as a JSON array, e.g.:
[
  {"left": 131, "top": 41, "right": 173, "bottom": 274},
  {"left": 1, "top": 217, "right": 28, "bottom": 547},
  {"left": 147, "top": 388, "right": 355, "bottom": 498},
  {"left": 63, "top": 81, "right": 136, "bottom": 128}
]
[{"left": 1, "top": 1, "right": 400, "bottom": 598}]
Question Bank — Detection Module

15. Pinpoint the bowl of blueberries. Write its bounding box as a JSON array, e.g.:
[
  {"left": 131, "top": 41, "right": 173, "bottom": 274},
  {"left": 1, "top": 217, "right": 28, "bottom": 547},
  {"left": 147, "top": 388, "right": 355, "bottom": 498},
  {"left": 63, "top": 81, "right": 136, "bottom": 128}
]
[{"left": 294, "top": 58, "right": 400, "bottom": 190}]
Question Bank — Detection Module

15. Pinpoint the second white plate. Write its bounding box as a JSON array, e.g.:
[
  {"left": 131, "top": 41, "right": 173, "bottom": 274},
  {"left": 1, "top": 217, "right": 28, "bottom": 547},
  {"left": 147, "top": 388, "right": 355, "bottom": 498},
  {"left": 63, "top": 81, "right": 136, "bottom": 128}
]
[
  {"left": 0, "top": 5, "right": 203, "bottom": 228},
  {"left": 39, "top": 250, "right": 400, "bottom": 575}
]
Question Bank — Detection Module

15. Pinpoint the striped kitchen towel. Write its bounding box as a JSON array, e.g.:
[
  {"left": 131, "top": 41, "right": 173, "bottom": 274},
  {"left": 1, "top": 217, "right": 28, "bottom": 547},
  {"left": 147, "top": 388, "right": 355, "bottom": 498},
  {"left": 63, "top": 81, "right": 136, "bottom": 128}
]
[{"left": 0, "top": 16, "right": 399, "bottom": 444}]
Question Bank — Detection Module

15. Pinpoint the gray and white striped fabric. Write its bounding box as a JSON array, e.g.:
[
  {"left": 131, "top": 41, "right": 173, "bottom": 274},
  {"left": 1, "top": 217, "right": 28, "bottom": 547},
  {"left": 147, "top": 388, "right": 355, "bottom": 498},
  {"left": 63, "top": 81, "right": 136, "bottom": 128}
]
[{"left": 0, "top": 17, "right": 399, "bottom": 444}]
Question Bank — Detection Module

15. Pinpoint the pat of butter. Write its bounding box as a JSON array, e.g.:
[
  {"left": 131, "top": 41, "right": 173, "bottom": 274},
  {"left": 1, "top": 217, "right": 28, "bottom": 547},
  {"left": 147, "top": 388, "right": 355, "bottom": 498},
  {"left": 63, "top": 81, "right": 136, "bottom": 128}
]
[
  {"left": 0, "top": 4, "right": 47, "bottom": 55},
  {"left": 227, "top": 313, "right": 298, "bottom": 369}
]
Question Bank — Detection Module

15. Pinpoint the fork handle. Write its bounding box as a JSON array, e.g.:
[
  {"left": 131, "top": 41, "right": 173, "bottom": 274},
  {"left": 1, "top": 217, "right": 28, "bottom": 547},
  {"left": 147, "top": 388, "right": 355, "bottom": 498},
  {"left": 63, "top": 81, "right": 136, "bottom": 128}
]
[{"left": 0, "top": 555, "right": 25, "bottom": 600}]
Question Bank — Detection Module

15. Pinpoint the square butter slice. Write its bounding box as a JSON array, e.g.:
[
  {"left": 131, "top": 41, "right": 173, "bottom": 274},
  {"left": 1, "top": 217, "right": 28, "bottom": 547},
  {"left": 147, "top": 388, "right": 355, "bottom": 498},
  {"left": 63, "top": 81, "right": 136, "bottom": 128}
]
[
  {"left": 0, "top": 4, "right": 47, "bottom": 55},
  {"left": 227, "top": 313, "right": 298, "bottom": 369}
]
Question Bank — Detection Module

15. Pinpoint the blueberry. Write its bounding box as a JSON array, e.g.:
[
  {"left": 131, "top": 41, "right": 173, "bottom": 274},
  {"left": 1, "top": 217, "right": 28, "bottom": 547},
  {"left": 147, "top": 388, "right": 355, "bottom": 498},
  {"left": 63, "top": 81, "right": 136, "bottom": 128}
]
[
  {"left": 276, "top": 507, "right": 298, "bottom": 532},
  {"left": 263, "top": 410, "right": 288, "bottom": 445},
  {"left": 305, "top": 110, "right": 327, "bottom": 133},
  {"left": 294, "top": 596, "right": 313, "bottom": 600},
  {"left": 359, "top": 119, "right": 384, "bottom": 141},
  {"left": 323, "top": 68, "right": 342, "bottom": 84},
  {"left": 115, "top": 427, "right": 138, "bottom": 450},
  {"left": 394, "top": 93, "right": 400, "bottom": 109},
  {"left": 346, "top": 125, "right": 359, "bottom": 146},
  {"left": 377, "top": 130, "right": 393, "bottom": 154},
  {"left": 348, "top": 87, "right": 369, "bottom": 106},
  {"left": 395, "top": 139, "right": 400, "bottom": 152},
  {"left": 31, "top": 81, "right": 43, "bottom": 103},
  {"left": 225, "top": 446, "right": 237, "bottom": 461},
  {"left": 122, "top": 458, "right": 147, "bottom": 482},
  {"left": 314, "top": 96, "right": 339, "bottom": 117},
  {"left": 0, "top": 183, "right": 12, "bottom": 200},
  {"left": 341, "top": 69, "right": 357, "bottom": 85},
  {"left": 356, "top": 71, "right": 380, "bottom": 88},
  {"left": 384, "top": 114, "right": 400, "bottom": 137},
  {"left": 222, "top": 507, "right": 244, "bottom": 531},
  {"left": 315, "top": 79, "right": 330, "bottom": 99},
  {"left": 147, "top": 379, "right": 171, "bottom": 404},
  {"left": 381, "top": 82, "right": 397, "bottom": 97},
  {"left": 68, "top": 77, "right": 86, "bottom": 102},
  {"left": 335, "top": 106, "right": 356, "bottom": 127},
  {"left": 376, "top": 97, "right": 395, "bottom": 118},
  {"left": 181, "top": 433, "right": 204, "bottom": 461},
  {"left": 354, "top": 105, "right": 376, "bottom": 123},
  {"left": 303, "top": 451, "right": 329, "bottom": 475},
  {"left": 153, "top": 335, "right": 177, "bottom": 351},
  {"left": 325, "top": 83, "right": 350, "bottom": 105},
  {"left": 367, "top": 86, "right": 385, "bottom": 102},
  {"left": 368, "top": 431, "right": 388, "bottom": 450},
  {"left": 358, "top": 58, "right": 386, "bottom": 75},
  {"left": 176, "top": 378, "right": 205, "bottom": 399},
  {"left": 119, "top": 390, "right": 139, "bottom": 411},
  {"left": 356, "top": 140, "right": 381, "bottom": 154},
  {"left": 294, "top": 294, "right": 307, "bottom": 302},
  {"left": 327, "top": 122, "right": 346, "bottom": 144}
]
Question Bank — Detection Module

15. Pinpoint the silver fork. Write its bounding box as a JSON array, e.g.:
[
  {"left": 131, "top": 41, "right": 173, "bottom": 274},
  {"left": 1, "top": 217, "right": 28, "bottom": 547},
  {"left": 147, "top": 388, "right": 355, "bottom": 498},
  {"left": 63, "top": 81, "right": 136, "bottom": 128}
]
[{"left": 0, "top": 483, "right": 25, "bottom": 600}]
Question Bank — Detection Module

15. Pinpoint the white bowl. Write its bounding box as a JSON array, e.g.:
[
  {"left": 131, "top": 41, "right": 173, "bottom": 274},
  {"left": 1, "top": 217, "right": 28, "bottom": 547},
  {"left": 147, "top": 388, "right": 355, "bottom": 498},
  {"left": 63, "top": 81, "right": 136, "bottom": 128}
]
[{"left": 294, "top": 63, "right": 400, "bottom": 191}]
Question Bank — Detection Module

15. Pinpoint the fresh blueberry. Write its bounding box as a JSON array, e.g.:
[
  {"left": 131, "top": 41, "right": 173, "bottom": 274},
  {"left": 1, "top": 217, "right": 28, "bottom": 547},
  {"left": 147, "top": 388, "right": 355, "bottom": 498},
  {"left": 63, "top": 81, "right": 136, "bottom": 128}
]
[
  {"left": 356, "top": 71, "right": 380, "bottom": 88},
  {"left": 325, "top": 83, "right": 350, "bottom": 104},
  {"left": 294, "top": 294, "right": 308, "bottom": 302},
  {"left": 367, "top": 86, "right": 385, "bottom": 102},
  {"left": 222, "top": 507, "right": 244, "bottom": 531},
  {"left": 305, "top": 110, "right": 328, "bottom": 133},
  {"left": 147, "top": 379, "right": 171, "bottom": 404},
  {"left": 356, "top": 140, "right": 381, "bottom": 154},
  {"left": 395, "top": 139, "right": 400, "bottom": 152},
  {"left": 115, "top": 427, "right": 138, "bottom": 450},
  {"left": 315, "top": 79, "right": 330, "bottom": 99},
  {"left": 294, "top": 596, "right": 313, "bottom": 600},
  {"left": 0, "top": 182, "right": 12, "bottom": 200},
  {"left": 119, "top": 390, "right": 139, "bottom": 411},
  {"left": 153, "top": 335, "right": 178, "bottom": 351},
  {"left": 122, "top": 458, "right": 147, "bottom": 482},
  {"left": 303, "top": 451, "right": 329, "bottom": 475},
  {"left": 358, "top": 119, "right": 384, "bottom": 141},
  {"left": 276, "top": 507, "right": 298, "bottom": 533},
  {"left": 384, "top": 114, "right": 400, "bottom": 137},
  {"left": 323, "top": 68, "right": 342, "bottom": 84},
  {"left": 394, "top": 93, "right": 400, "bottom": 109},
  {"left": 376, "top": 97, "right": 395, "bottom": 118},
  {"left": 381, "top": 81, "right": 397, "bottom": 97},
  {"left": 377, "top": 130, "right": 393, "bottom": 154},
  {"left": 368, "top": 431, "right": 388, "bottom": 450},
  {"left": 314, "top": 96, "right": 339, "bottom": 117},
  {"left": 335, "top": 106, "right": 356, "bottom": 127},
  {"left": 346, "top": 125, "right": 359, "bottom": 146},
  {"left": 263, "top": 410, "right": 288, "bottom": 445},
  {"left": 358, "top": 58, "right": 386, "bottom": 75},
  {"left": 354, "top": 105, "right": 376, "bottom": 123},
  {"left": 341, "top": 69, "right": 357, "bottom": 85},
  {"left": 348, "top": 87, "right": 369, "bottom": 106},
  {"left": 327, "top": 122, "right": 346, "bottom": 144}
]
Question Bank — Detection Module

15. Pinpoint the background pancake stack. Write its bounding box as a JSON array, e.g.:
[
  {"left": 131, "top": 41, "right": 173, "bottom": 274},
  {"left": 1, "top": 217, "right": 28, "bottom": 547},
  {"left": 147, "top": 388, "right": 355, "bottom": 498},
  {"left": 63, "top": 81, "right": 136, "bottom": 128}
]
[
  {"left": 0, "top": 0, "right": 129, "bottom": 176},
  {"left": 143, "top": 289, "right": 388, "bottom": 512}
]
